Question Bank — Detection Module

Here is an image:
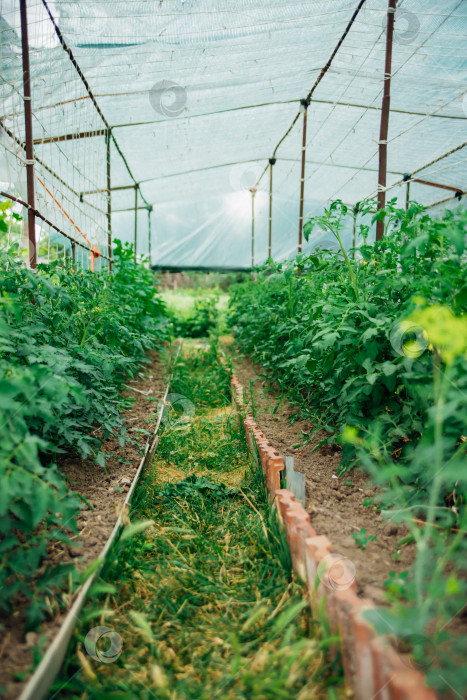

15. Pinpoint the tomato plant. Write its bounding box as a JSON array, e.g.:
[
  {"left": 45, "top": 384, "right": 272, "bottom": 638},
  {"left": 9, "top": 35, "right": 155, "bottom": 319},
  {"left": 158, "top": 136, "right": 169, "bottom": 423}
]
[
  {"left": 229, "top": 202, "right": 467, "bottom": 694},
  {"left": 0, "top": 238, "right": 170, "bottom": 627}
]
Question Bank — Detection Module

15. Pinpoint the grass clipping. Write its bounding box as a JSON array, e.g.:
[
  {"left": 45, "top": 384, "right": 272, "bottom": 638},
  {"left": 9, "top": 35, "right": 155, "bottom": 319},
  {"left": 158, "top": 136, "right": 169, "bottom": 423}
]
[{"left": 54, "top": 341, "right": 344, "bottom": 699}]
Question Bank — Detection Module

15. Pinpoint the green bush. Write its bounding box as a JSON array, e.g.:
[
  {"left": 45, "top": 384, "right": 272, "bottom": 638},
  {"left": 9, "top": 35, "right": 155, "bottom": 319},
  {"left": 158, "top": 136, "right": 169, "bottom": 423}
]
[
  {"left": 174, "top": 296, "right": 220, "bottom": 337},
  {"left": 0, "top": 237, "right": 170, "bottom": 628}
]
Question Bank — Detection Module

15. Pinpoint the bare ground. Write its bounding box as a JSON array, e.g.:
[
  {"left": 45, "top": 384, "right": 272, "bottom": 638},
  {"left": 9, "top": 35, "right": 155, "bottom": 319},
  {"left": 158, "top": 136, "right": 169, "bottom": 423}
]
[{"left": 225, "top": 343, "right": 416, "bottom": 607}]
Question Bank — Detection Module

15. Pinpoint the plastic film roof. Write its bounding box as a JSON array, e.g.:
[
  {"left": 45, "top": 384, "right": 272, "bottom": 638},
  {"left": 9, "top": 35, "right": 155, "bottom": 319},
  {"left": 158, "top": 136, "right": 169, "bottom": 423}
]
[{"left": 1, "top": 0, "right": 466, "bottom": 268}]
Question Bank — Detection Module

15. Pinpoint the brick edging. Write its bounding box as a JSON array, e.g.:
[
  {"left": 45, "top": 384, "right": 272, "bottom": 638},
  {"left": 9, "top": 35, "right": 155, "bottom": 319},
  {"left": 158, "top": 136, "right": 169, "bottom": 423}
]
[{"left": 228, "top": 370, "right": 436, "bottom": 700}]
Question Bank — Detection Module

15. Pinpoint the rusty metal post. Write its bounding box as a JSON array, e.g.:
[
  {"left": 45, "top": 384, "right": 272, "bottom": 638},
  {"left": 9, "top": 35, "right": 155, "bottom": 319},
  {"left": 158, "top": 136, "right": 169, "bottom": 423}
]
[
  {"left": 20, "top": 0, "right": 36, "bottom": 268},
  {"left": 106, "top": 130, "right": 112, "bottom": 271},
  {"left": 134, "top": 184, "right": 138, "bottom": 263},
  {"left": 376, "top": 0, "right": 396, "bottom": 242},
  {"left": 147, "top": 204, "right": 153, "bottom": 264},
  {"left": 298, "top": 99, "right": 309, "bottom": 253},
  {"left": 352, "top": 205, "right": 358, "bottom": 258},
  {"left": 405, "top": 180, "right": 410, "bottom": 211},
  {"left": 268, "top": 157, "right": 276, "bottom": 261},
  {"left": 250, "top": 187, "right": 257, "bottom": 279}
]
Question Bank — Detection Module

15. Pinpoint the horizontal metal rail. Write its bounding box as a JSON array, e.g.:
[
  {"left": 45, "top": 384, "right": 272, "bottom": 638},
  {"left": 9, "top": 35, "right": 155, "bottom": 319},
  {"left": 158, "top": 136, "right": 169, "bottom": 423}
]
[
  {"left": 33, "top": 129, "right": 108, "bottom": 145},
  {"left": 409, "top": 178, "right": 463, "bottom": 194},
  {"left": 426, "top": 190, "right": 465, "bottom": 209}
]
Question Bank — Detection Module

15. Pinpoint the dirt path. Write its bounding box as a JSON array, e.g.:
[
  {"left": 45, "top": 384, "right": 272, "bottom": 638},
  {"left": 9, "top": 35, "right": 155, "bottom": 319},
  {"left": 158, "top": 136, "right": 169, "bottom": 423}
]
[{"left": 225, "top": 340, "right": 416, "bottom": 607}]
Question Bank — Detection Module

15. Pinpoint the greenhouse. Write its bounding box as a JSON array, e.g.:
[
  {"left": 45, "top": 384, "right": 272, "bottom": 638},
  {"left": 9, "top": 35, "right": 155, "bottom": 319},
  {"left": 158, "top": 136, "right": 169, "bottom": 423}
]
[{"left": 0, "top": 1, "right": 466, "bottom": 699}]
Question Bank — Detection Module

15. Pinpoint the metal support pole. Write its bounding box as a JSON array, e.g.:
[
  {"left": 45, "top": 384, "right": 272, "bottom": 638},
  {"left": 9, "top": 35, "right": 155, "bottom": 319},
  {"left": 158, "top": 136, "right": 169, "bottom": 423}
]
[
  {"left": 106, "top": 129, "right": 112, "bottom": 271},
  {"left": 376, "top": 0, "right": 396, "bottom": 242},
  {"left": 352, "top": 205, "right": 358, "bottom": 259},
  {"left": 268, "top": 157, "right": 276, "bottom": 261},
  {"left": 20, "top": 0, "right": 36, "bottom": 268},
  {"left": 147, "top": 205, "right": 153, "bottom": 264},
  {"left": 298, "top": 99, "right": 309, "bottom": 254},
  {"left": 405, "top": 180, "right": 410, "bottom": 211},
  {"left": 134, "top": 184, "right": 138, "bottom": 263},
  {"left": 250, "top": 187, "right": 257, "bottom": 279},
  {"left": 71, "top": 241, "right": 76, "bottom": 271}
]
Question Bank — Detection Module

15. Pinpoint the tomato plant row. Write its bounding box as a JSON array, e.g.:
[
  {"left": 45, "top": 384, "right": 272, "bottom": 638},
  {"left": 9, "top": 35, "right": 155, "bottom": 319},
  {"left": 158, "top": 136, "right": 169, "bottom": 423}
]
[
  {"left": 229, "top": 201, "right": 467, "bottom": 694},
  {"left": 0, "top": 239, "right": 170, "bottom": 628}
]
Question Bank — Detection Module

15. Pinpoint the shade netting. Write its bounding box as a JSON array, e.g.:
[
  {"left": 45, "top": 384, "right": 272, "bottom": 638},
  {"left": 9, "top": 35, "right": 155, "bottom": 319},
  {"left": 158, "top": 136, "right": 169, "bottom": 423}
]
[{"left": 1, "top": 0, "right": 466, "bottom": 268}]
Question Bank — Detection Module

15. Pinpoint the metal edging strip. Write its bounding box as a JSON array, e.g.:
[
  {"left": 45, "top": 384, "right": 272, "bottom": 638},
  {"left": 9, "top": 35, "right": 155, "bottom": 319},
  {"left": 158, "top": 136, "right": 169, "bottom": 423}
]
[{"left": 18, "top": 339, "right": 182, "bottom": 700}]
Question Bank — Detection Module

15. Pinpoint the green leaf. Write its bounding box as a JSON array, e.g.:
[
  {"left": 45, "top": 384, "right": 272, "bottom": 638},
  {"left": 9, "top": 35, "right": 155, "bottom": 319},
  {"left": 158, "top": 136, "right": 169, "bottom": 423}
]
[
  {"left": 129, "top": 611, "right": 155, "bottom": 642},
  {"left": 380, "top": 361, "right": 398, "bottom": 376},
  {"left": 366, "top": 373, "right": 379, "bottom": 385},
  {"left": 120, "top": 519, "right": 154, "bottom": 542}
]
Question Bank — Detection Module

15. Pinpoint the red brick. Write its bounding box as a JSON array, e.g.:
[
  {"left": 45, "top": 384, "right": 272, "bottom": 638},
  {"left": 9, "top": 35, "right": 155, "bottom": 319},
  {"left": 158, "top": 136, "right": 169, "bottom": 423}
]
[
  {"left": 317, "top": 553, "right": 357, "bottom": 595},
  {"left": 370, "top": 637, "right": 409, "bottom": 700},
  {"left": 389, "top": 669, "right": 438, "bottom": 700},
  {"left": 350, "top": 606, "right": 377, "bottom": 700},
  {"left": 329, "top": 588, "right": 365, "bottom": 689},
  {"left": 306, "top": 535, "right": 333, "bottom": 561}
]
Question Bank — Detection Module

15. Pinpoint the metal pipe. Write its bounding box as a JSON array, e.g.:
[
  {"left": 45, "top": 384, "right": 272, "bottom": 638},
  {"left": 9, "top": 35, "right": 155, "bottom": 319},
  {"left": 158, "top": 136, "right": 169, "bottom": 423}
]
[
  {"left": 134, "top": 184, "right": 138, "bottom": 263},
  {"left": 20, "top": 0, "right": 36, "bottom": 268},
  {"left": 90, "top": 97, "right": 466, "bottom": 134},
  {"left": 33, "top": 129, "right": 107, "bottom": 145},
  {"left": 352, "top": 205, "right": 358, "bottom": 258},
  {"left": 425, "top": 191, "right": 465, "bottom": 209},
  {"left": 411, "top": 178, "right": 463, "bottom": 193},
  {"left": 112, "top": 206, "right": 149, "bottom": 213},
  {"left": 268, "top": 157, "right": 275, "bottom": 261},
  {"left": 250, "top": 187, "right": 257, "bottom": 278},
  {"left": 147, "top": 205, "right": 153, "bottom": 264},
  {"left": 80, "top": 184, "right": 137, "bottom": 196},
  {"left": 376, "top": 0, "right": 396, "bottom": 242},
  {"left": 298, "top": 100, "right": 308, "bottom": 254},
  {"left": 106, "top": 130, "right": 112, "bottom": 272},
  {"left": 405, "top": 180, "right": 410, "bottom": 211}
]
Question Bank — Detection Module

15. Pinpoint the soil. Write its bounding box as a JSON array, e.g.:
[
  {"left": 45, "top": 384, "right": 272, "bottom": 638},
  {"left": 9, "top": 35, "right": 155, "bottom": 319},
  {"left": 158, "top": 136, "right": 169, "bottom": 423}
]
[
  {"left": 0, "top": 349, "right": 169, "bottom": 700},
  {"left": 225, "top": 343, "right": 416, "bottom": 607}
]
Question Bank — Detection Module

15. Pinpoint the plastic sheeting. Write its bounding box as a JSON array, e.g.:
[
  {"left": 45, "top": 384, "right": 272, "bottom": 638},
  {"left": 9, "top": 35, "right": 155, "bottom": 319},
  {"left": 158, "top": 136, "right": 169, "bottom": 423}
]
[{"left": 1, "top": 0, "right": 466, "bottom": 268}]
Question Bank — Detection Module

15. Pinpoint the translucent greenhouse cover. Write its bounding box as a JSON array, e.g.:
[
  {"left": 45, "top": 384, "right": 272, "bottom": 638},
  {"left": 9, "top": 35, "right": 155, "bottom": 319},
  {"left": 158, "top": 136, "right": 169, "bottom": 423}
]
[{"left": 0, "top": 0, "right": 466, "bottom": 269}]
